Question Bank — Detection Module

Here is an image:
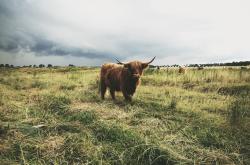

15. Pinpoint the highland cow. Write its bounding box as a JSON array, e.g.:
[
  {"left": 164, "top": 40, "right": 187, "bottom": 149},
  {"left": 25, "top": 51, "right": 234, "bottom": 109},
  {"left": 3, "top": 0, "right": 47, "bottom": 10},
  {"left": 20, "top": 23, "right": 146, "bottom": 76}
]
[{"left": 100, "top": 57, "right": 155, "bottom": 101}]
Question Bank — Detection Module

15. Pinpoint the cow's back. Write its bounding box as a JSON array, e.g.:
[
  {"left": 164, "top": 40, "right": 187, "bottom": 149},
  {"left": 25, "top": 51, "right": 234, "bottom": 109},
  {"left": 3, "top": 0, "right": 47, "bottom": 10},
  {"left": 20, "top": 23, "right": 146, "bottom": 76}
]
[
  {"left": 101, "top": 63, "right": 120, "bottom": 78},
  {"left": 101, "top": 63, "right": 123, "bottom": 88}
]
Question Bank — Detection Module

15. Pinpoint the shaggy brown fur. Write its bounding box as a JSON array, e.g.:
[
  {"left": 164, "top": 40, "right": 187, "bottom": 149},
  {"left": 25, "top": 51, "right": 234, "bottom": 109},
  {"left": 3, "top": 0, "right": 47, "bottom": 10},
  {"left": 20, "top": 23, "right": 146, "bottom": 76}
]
[
  {"left": 179, "top": 66, "right": 186, "bottom": 74},
  {"left": 100, "top": 57, "right": 155, "bottom": 101}
]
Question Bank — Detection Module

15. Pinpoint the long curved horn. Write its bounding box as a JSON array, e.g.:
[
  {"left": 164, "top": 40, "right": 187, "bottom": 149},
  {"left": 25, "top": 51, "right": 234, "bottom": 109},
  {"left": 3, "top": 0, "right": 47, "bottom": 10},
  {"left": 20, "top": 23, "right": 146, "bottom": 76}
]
[
  {"left": 144, "top": 56, "right": 156, "bottom": 65},
  {"left": 115, "top": 58, "right": 124, "bottom": 64}
]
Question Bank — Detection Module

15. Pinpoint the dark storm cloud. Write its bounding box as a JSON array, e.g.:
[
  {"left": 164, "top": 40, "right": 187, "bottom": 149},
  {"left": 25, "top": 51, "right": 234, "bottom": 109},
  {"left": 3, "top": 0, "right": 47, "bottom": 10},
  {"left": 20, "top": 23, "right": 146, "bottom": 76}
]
[
  {"left": 30, "top": 37, "right": 115, "bottom": 59},
  {"left": 0, "top": 0, "right": 15, "bottom": 17},
  {"left": 0, "top": 32, "right": 115, "bottom": 59},
  {"left": 0, "top": 41, "right": 18, "bottom": 52},
  {"left": 0, "top": 0, "right": 116, "bottom": 60},
  {"left": 0, "top": 2, "right": 114, "bottom": 60}
]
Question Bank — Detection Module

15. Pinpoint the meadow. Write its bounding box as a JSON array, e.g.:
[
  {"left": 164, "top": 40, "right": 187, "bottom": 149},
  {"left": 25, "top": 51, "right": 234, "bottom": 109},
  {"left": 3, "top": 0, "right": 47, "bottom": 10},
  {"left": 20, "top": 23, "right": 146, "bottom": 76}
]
[{"left": 0, "top": 66, "right": 249, "bottom": 164}]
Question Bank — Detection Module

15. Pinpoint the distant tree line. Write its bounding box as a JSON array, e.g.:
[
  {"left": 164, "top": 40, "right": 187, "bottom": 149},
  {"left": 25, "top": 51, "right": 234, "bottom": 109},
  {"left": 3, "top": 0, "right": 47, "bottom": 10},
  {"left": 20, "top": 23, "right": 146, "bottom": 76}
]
[
  {"left": 149, "top": 61, "right": 250, "bottom": 68},
  {"left": 0, "top": 64, "right": 53, "bottom": 68},
  {"left": 1, "top": 61, "right": 249, "bottom": 69},
  {"left": 0, "top": 64, "right": 14, "bottom": 68},
  {"left": 0, "top": 63, "right": 76, "bottom": 68},
  {"left": 188, "top": 61, "right": 250, "bottom": 67}
]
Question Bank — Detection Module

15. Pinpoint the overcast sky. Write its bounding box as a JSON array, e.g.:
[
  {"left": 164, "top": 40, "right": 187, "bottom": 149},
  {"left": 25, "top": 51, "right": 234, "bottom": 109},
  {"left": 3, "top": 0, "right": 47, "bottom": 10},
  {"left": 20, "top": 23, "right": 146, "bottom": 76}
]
[{"left": 0, "top": 0, "right": 250, "bottom": 66}]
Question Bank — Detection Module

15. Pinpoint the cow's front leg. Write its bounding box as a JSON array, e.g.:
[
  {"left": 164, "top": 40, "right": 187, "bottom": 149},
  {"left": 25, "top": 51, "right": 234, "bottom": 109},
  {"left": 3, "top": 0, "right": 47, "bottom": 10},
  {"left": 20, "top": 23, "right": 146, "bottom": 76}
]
[
  {"left": 122, "top": 90, "right": 132, "bottom": 101},
  {"left": 110, "top": 89, "right": 116, "bottom": 100},
  {"left": 100, "top": 79, "right": 107, "bottom": 100}
]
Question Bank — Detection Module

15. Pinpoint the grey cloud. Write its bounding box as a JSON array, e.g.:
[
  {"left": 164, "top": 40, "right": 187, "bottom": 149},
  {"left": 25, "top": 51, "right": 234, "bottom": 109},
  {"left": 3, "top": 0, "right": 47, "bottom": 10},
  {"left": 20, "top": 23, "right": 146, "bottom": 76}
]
[
  {"left": 0, "top": 32, "right": 116, "bottom": 60},
  {"left": 0, "top": 0, "right": 115, "bottom": 60},
  {"left": 0, "top": 1, "right": 113, "bottom": 60},
  {"left": 0, "top": 40, "right": 18, "bottom": 52},
  {"left": 0, "top": 0, "right": 14, "bottom": 17},
  {"left": 116, "top": 40, "right": 194, "bottom": 57},
  {"left": 30, "top": 38, "right": 115, "bottom": 59}
]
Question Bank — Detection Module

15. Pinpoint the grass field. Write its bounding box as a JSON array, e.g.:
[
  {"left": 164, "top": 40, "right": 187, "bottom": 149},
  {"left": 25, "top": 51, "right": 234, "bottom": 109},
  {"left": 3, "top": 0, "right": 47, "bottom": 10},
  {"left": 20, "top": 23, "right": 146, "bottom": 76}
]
[{"left": 0, "top": 66, "right": 249, "bottom": 164}]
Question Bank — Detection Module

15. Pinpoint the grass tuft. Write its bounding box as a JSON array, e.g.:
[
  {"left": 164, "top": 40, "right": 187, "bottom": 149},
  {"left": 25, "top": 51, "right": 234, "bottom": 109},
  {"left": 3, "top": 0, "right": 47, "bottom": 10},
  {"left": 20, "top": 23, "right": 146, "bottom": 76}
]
[
  {"left": 59, "top": 84, "right": 76, "bottom": 90},
  {"left": 68, "top": 111, "right": 97, "bottom": 125},
  {"left": 92, "top": 123, "right": 143, "bottom": 148},
  {"left": 39, "top": 94, "right": 71, "bottom": 115},
  {"left": 229, "top": 96, "right": 250, "bottom": 126}
]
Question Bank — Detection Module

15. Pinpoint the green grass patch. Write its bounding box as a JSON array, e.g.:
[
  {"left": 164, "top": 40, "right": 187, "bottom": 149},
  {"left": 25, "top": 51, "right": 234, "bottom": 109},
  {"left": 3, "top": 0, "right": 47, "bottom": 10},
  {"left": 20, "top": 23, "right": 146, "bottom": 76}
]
[
  {"left": 92, "top": 123, "right": 143, "bottom": 148},
  {"left": 39, "top": 94, "right": 71, "bottom": 115},
  {"left": 68, "top": 111, "right": 97, "bottom": 125}
]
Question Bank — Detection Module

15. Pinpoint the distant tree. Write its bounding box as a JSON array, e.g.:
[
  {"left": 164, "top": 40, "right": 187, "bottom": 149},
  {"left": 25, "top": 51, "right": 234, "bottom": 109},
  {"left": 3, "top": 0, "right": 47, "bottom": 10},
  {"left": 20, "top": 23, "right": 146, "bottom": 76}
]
[
  {"left": 0, "top": 64, "right": 4, "bottom": 67},
  {"left": 39, "top": 64, "right": 45, "bottom": 68},
  {"left": 148, "top": 65, "right": 155, "bottom": 68},
  {"left": 172, "top": 64, "right": 178, "bottom": 67},
  {"left": 47, "top": 64, "right": 53, "bottom": 68},
  {"left": 10, "top": 65, "right": 14, "bottom": 68},
  {"left": 28, "top": 65, "right": 32, "bottom": 68},
  {"left": 5, "top": 64, "right": 9, "bottom": 68},
  {"left": 33, "top": 65, "right": 37, "bottom": 68},
  {"left": 69, "top": 64, "right": 75, "bottom": 67}
]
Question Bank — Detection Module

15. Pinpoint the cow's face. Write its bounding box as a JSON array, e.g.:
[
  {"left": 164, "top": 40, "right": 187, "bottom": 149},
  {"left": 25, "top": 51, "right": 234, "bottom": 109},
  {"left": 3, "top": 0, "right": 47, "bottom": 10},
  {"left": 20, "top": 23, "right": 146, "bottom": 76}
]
[
  {"left": 124, "top": 62, "right": 148, "bottom": 80},
  {"left": 116, "top": 57, "right": 155, "bottom": 81}
]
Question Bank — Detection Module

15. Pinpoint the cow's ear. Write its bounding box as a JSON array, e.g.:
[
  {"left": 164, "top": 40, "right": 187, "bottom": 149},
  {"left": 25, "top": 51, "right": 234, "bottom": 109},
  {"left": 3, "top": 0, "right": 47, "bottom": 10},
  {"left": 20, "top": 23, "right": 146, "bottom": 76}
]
[
  {"left": 141, "top": 63, "right": 148, "bottom": 69},
  {"left": 142, "top": 57, "right": 155, "bottom": 69},
  {"left": 124, "top": 63, "right": 129, "bottom": 68}
]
